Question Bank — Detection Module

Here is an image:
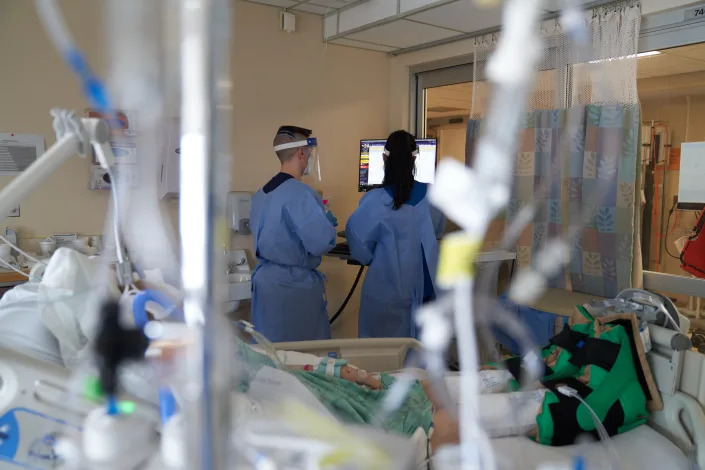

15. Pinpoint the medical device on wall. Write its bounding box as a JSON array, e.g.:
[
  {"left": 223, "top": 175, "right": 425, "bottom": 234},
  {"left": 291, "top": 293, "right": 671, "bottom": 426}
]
[
  {"left": 159, "top": 119, "right": 181, "bottom": 200},
  {"left": 677, "top": 142, "right": 705, "bottom": 211},
  {"left": 358, "top": 138, "right": 437, "bottom": 192},
  {"left": 228, "top": 191, "right": 252, "bottom": 234},
  {"left": 680, "top": 210, "right": 705, "bottom": 279},
  {"left": 0, "top": 110, "right": 112, "bottom": 225}
]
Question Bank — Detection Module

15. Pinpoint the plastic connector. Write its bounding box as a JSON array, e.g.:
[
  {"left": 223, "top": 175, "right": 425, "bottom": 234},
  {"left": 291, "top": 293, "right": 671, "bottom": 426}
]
[{"left": 557, "top": 385, "right": 577, "bottom": 398}]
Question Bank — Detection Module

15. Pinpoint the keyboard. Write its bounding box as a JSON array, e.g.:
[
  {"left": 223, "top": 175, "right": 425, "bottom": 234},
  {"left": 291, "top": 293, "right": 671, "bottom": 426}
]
[{"left": 330, "top": 242, "right": 351, "bottom": 256}]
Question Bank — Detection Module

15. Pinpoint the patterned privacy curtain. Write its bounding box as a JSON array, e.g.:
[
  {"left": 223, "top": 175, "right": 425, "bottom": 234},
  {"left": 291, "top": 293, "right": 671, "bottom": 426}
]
[
  {"left": 511, "top": 105, "right": 639, "bottom": 297},
  {"left": 471, "top": 1, "right": 641, "bottom": 297}
]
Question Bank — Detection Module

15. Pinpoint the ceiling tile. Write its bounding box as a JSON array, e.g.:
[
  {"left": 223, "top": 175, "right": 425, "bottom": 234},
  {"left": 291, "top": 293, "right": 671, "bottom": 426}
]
[
  {"left": 542, "top": 0, "right": 600, "bottom": 13},
  {"left": 637, "top": 54, "right": 705, "bottom": 79},
  {"left": 245, "top": 0, "right": 297, "bottom": 8},
  {"left": 306, "top": 0, "right": 353, "bottom": 7},
  {"left": 324, "top": 14, "right": 338, "bottom": 36},
  {"left": 293, "top": 3, "right": 333, "bottom": 14},
  {"left": 338, "top": 0, "right": 398, "bottom": 33},
  {"left": 408, "top": 0, "right": 502, "bottom": 33},
  {"left": 346, "top": 19, "right": 461, "bottom": 48},
  {"left": 400, "top": 0, "right": 447, "bottom": 14},
  {"left": 664, "top": 43, "right": 705, "bottom": 62},
  {"left": 329, "top": 38, "right": 398, "bottom": 52}
]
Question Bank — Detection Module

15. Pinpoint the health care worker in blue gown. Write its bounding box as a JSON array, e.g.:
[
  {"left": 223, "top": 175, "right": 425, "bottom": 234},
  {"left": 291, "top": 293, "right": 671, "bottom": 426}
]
[
  {"left": 250, "top": 126, "right": 339, "bottom": 343},
  {"left": 346, "top": 130, "right": 445, "bottom": 339}
]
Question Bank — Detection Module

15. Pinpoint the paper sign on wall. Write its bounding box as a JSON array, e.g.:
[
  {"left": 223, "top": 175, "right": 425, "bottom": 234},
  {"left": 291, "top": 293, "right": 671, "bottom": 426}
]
[{"left": 0, "top": 134, "right": 44, "bottom": 176}]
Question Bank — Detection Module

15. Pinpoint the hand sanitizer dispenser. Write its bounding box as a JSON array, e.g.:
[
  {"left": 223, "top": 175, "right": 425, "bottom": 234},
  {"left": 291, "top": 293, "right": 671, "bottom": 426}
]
[{"left": 228, "top": 192, "right": 252, "bottom": 234}]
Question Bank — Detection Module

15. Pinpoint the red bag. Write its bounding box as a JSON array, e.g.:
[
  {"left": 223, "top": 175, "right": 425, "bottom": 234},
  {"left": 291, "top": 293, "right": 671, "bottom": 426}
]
[{"left": 681, "top": 211, "right": 705, "bottom": 278}]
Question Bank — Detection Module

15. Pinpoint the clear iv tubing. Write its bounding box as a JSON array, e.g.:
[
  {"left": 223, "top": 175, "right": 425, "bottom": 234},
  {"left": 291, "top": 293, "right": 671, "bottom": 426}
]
[
  {"left": 445, "top": 0, "right": 544, "bottom": 467},
  {"left": 35, "top": 0, "right": 112, "bottom": 112},
  {"left": 557, "top": 386, "right": 622, "bottom": 470},
  {"left": 106, "top": 168, "right": 126, "bottom": 265},
  {"left": 236, "top": 320, "right": 286, "bottom": 370},
  {"left": 0, "top": 234, "right": 46, "bottom": 267},
  {"left": 454, "top": 278, "right": 496, "bottom": 470},
  {"left": 35, "top": 0, "right": 126, "bottom": 271}
]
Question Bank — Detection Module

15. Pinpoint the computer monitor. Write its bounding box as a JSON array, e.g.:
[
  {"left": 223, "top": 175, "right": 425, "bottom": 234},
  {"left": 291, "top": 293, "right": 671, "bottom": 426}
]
[{"left": 358, "top": 138, "right": 437, "bottom": 192}]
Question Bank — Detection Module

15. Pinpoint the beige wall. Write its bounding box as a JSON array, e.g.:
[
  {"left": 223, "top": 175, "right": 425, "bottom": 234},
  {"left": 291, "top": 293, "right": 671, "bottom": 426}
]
[
  {"left": 0, "top": 0, "right": 390, "bottom": 338},
  {"left": 0, "top": 0, "right": 136, "bottom": 248},
  {"left": 229, "top": 1, "right": 390, "bottom": 337},
  {"left": 640, "top": 95, "right": 705, "bottom": 282}
]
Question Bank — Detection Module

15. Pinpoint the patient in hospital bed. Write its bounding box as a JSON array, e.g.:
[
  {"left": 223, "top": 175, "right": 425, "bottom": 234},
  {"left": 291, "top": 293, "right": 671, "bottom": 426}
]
[{"left": 0, "top": 248, "right": 666, "bottom": 468}]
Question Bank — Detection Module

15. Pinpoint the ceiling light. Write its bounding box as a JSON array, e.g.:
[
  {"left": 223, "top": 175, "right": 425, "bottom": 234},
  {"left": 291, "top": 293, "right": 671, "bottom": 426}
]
[
  {"left": 588, "top": 50, "right": 661, "bottom": 64},
  {"left": 637, "top": 51, "right": 661, "bottom": 58}
]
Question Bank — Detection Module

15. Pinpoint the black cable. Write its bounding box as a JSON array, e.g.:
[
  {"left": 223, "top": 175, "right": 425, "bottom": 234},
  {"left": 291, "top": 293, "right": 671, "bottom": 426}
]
[
  {"left": 330, "top": 265, "right": 365, "bottom": 325},
  {"left": 665, "top": 208, "right": 681, "bottom": 260}
]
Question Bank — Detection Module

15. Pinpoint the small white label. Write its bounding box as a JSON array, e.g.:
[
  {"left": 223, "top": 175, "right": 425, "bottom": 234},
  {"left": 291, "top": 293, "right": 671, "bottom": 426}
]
[{"left": 685, "top": 5, "right": 705, "bottom": 21}]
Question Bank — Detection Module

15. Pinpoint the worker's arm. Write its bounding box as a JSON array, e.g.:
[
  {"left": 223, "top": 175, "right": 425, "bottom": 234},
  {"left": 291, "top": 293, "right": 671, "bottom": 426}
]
[
  {"left": 285, "top": 190, "right": 336, "bottom": 257},
  {"left": 430, "top": 204, "right": 446, "bottom": 240},
  {"left": 345, "top": 200, "right": 378, "bottom": 266}
]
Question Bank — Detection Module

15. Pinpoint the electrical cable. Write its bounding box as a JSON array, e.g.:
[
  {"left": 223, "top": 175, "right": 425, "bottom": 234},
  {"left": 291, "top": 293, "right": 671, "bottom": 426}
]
[
  {"left": 329, "top": 265, "right": 364, "bottom": 325},
  {"left": 665, "top": 209, "right": 681, "bottom": 260}
]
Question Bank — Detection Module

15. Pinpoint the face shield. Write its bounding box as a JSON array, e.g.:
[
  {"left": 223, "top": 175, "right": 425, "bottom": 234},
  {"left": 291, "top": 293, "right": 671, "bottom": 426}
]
[
  {"left": 382, "top": 145, "right": 420, "bottom": 158},
  {"left": 273, "top": 137, "right": 321, "bottom": 181}
]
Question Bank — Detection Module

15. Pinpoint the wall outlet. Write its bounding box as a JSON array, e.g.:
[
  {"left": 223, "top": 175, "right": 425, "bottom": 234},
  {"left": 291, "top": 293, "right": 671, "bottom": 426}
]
[{"left": 8, "top": 205, "right": 19, "bottom": 217}]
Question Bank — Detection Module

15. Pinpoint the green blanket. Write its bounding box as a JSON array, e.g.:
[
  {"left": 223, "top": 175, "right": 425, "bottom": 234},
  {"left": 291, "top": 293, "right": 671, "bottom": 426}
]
[{"left": 236, "top": 339, "right": 432, "bottom": 436}]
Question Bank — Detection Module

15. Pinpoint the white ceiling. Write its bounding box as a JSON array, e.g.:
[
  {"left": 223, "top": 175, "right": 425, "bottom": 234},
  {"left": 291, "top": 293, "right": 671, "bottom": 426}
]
[
  {"left": 426, "top": 43, "right": 705, "bottom": 118},
  {"left": 242, "top": 0, "right": 353, "bottom": 16},
  {"left": 244, "top": 0, "right": 606, "bottom": 54},
  {"left": 637, "top": 43, "right": 705, "bottom": 79}
]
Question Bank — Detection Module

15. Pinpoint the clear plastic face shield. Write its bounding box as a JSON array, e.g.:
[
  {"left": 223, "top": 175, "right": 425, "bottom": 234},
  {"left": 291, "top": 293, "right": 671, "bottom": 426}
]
[
  {"left": 273, "top": 137, "right": 321, "bottom": 181},
  {"left": 382, "top": 145, "right": 419, "bottom": 158}
]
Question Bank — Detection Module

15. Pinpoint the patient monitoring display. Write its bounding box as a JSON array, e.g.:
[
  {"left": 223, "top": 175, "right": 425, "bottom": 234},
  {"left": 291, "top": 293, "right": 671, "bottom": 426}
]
[{"left": 358, "top": 139, "right": 437, "bottom": 191}]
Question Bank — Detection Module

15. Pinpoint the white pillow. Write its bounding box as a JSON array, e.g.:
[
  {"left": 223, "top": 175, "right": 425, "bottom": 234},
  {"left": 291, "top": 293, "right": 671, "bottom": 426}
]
[
  {"left": 0, "top": 282, "right": 62, "bottom": 365},
  {"left": 38, "top": 248, "right": 106, "bottom": 368}
]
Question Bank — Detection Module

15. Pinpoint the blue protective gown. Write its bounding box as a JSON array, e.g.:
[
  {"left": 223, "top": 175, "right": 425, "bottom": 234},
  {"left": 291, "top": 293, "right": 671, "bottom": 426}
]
[
  {"left": 346, "top": 182, "right": 444, "bottom": 339},
  {"left": 250, "top": 173, "right": 336, "bottom": 342}
]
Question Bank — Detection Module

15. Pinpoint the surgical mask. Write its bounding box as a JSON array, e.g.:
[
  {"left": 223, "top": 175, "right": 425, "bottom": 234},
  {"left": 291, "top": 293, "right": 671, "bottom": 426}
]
[{"left": 273, "top": 137, "right": 321, "bottom": 181}]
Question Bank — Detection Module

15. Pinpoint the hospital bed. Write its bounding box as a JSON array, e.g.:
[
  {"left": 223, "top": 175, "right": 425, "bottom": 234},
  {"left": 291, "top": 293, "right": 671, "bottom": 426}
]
[{"left": 275, "top": 324, "right": 705, "bottom": 470}]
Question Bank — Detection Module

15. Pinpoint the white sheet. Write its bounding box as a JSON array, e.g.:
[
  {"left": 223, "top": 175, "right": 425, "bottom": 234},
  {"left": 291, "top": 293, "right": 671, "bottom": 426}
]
[
  {"left": 0, "top": 282, "right": 62, "bottom": 365},
  {"left": 491, "top": 425, "right": 689, "bottom": 470}
]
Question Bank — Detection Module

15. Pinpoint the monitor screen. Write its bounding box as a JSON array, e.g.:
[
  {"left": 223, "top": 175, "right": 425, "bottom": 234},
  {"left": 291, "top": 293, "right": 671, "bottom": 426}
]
[{"left": 359, "top": 138, "right": 437, "bottom": 191}]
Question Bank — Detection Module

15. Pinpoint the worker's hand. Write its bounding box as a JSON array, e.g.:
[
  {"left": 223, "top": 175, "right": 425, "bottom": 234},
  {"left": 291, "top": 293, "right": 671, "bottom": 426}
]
[
  {"left": 340, "top": 365, "right": 382, "bottom": 390},
  {"left": 325, "top": 210, "right": 339, "bottom": 227}
]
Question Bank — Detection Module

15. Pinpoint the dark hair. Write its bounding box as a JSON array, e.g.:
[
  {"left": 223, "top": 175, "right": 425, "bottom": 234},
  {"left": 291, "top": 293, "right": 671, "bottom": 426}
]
[{"left": 382, "top": 130, "right": 416, "bottom": 210}]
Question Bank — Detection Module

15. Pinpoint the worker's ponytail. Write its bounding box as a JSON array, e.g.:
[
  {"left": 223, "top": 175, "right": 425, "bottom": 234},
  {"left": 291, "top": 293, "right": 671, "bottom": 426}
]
[{"left": 382, "top": 130, "right": 416, "bottom": 210}]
